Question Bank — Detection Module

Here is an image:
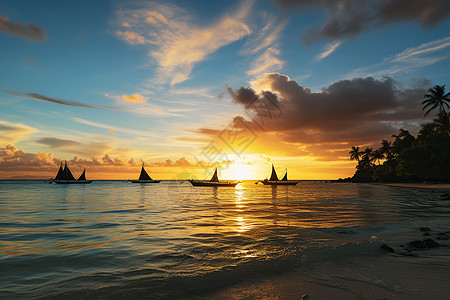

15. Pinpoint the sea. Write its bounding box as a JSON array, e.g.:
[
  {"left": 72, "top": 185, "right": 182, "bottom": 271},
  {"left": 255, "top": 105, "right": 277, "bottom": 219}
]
[{"left": 1, "top": 180, "right": 450, "bottom": 299}]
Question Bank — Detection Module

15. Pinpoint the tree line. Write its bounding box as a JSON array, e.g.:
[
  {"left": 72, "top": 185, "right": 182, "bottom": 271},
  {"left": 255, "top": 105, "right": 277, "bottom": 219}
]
[{"left": 343, "top": 85, "right": 450, "bottom": 183}]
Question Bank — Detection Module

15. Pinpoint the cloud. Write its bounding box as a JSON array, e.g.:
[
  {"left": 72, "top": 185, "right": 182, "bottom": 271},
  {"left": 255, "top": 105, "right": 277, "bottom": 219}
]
[
  {"left": 392, "top": 36, "right": 450, "bottom": 63},
  {"left": 151, "top": 157, "right": 193, "bottom": 167},
  {"left": 247, "top": 46, "right": 285, "bottom": 76},
  {"left": 35, "top": 137, "right": 115, "bottom": 157},
  {"left": 71, "top": 117, "right": 160, "bottom": 139},
  {"left": 0, "top": 145, "right": 55, "bottom": 171},
  {"left": 348, "top": 36, "right": 450, "bottom": 78},
  {"left": 0, "top": 14, "right": 47, "bottom": 41},
  {"left": 114, "top": 30, "right": 149, "bottom": 45},
  {"left": 114, "top": 1, "right": 253, "bottom": 85},
  {"left": 0, "top": 121, "right": 37, "bottom": 144},
  {"left": 36, "top": 137, "right": 81, "bottom": 148},
  {"left": 104, "top": 93, "right": 183, "bottom": 116},
  {"left": 199, "top": 73, "right": 428, "bottom": 160},
  {"left": 0, "top": 144, "right": 220, "bottom": 179},
  {"left": 315, "top": 41, "right": 341, "bottom": 61},
  {"left": 24, "top": 56, "right": 42, "bottom": 67},
  {"left": 122, "top": 93, "right": 147, "bottom": 103},
  {"left": 0, "top": 144, "right": 129, "bottom": 173},
  {"left": 1, "top": 90, "right": 116, "bottom": 110},
  {"left": 242, "top": 15, "right": 287, "bottom": 77},
  {"left": 274, "top": 0, "right": 450, "bottom": 44},
  {"left": 242, "top": 17, "right": 288, "bottom": 55}
]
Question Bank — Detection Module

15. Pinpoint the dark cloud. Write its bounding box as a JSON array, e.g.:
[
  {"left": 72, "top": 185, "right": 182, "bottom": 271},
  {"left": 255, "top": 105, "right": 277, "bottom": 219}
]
[
  {"left": 238, "top": 73, "right": 425, "bottom": 131},
  {"left": 0, "top": 14, "right": 47, "bottom": 42},
  {"left": 1, "top": 90, "right": 117, "bottom": 110},
  {"left": 201, "top": 73, "right": 429, "bottom": 160},
  {"left": 274, "top": 0, "right": 450, "bottom": 44}
]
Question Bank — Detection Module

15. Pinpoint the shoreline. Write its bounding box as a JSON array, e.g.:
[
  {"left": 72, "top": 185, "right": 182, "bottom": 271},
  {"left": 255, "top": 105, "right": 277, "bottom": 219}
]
[
  {"left": 377, "top": 182, "right": 450, "bottom": 190},
  {"left": 205, "top": 247, "right": 450, "bottom": 300}
]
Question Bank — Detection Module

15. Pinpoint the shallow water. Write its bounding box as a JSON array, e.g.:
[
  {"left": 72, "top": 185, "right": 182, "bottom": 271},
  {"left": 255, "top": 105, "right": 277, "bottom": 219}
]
[{"left": 0, "top": 180, "right": 449, "bottom": 298}]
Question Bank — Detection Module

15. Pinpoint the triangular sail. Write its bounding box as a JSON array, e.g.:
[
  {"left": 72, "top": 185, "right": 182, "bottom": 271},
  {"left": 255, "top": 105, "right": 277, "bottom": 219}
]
[
  {"left": 64, "top": 161, "right": 76, "bottom": 180},
  {"left": 269, "top": 164, "right": 278, "bottom": 181},
  {"left": 138, "top": 166, "right": 152, "bottom": 180},
  {"left": 55, "top": 162, "right": 65, "bottom": 180},
  {"left": 281, "top": 169, "right": 288, "bottom": 181},
  {"left": 210, "top": 168, "right": 219, "bottom": 182},
  {"left": 77, "top": 169, "right": 86, "bottom": 181}
]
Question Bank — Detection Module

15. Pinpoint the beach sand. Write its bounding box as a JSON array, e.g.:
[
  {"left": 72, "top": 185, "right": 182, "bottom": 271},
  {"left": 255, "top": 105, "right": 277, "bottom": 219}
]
[{"left": 205, "top": 251, "right": 450, "bottom": 299}]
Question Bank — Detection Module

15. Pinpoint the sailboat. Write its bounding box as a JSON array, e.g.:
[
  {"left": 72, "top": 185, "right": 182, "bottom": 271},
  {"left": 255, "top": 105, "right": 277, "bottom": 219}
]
[
  {"left": 258, "top": 164, "right": 299, "bottom": 185},
  {"left": 129, "top": 163, "right": 161, "bottom": 183},
  {"left": 50, "top": 161, "right": 92, "bottom": 184},
  {"left": 188, "top": 168, "right": 240, "bottom": 187}
]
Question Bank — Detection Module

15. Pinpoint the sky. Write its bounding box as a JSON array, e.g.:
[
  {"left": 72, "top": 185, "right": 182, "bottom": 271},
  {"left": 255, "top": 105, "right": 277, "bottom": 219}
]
[{"left": 0, "top": 0, "right": 449, "bottom": 180}]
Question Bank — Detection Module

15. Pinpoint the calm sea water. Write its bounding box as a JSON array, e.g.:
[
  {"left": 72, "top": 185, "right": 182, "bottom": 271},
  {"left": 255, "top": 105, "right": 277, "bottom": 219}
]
[{"left": 1, "top": 180, "right": 449, "bottom": 298}]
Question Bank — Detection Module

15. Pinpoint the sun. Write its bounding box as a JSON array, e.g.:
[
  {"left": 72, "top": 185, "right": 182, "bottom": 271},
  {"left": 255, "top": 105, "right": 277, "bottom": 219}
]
[{"left": 225, "top": 162, "right": 254, "bottom": 180}]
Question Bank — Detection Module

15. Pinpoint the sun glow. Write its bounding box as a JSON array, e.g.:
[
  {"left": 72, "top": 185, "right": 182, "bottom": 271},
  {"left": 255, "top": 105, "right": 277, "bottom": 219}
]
[{"left": 225, "top": 161, "right": 254, "bottom": 180}]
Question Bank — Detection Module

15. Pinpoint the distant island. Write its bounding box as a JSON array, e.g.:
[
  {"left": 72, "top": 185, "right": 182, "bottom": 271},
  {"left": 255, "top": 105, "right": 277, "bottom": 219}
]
[{"left": 340, "top": 84, "right": 450, "bottom": 183}]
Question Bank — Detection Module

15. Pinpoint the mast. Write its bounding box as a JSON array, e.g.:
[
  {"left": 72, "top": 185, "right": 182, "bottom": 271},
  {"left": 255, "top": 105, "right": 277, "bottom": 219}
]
[
  {"left": 210, "top": 168, "right": 219, "bottom": 182},
  {"left": 138, "top": 163, "right": 152, "bottom": 180},
  {"left": 77, "top": 169, "right": 86, "bottom": 181},
  {"left": 269, "top": 164, "right": 278, "bottom": 181}
]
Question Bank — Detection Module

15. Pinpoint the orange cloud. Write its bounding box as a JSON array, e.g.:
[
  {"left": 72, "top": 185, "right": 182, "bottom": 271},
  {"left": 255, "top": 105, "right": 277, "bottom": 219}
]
[
  {"left": 0, "top": 121, "right": 36, "bottom": 144},
  {"left": 115, "top": 30, "right": 148, "bottom": 45},
  {"left": 115, "top": 1, "right": 253, "bottom": 84},
  {"left": 121, "top": 93, "right": 146, "bottom": 103},
  {"left": 0, "top": 144, "right": 224, "bottom": 179}
]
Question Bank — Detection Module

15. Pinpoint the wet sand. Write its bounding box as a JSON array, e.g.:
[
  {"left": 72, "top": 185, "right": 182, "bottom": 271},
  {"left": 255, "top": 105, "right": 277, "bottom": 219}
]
[{"left": 206, "top": 252, "right": 450, "bottom": 299}]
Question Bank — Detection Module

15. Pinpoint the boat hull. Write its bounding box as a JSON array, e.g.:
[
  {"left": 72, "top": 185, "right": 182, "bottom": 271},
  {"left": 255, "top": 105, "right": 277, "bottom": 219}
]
[
  {"left": 129, "top": 180, "right": 161, "bottom": 183},
  {"left": 188, "top": 180, "right": 240, "bottom": 187},
  {"left": 260, "top": 180, "right": 299, "bottom": 185},
  {"left": 51, "top": 180, "right": 93, "bottom": 184}
]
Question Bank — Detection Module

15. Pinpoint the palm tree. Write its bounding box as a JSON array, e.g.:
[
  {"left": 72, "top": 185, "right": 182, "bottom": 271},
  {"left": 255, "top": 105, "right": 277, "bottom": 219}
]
[
  {"left": 432, "top": 110, "right": 450, "bottom": 136},
  {"left": 422, "top": 85, "right": 450, "bottom": 116},
  {"left": 380, "top": 140, "right": 392, "bottom": 159},
  {"left": 349, "top": 146, "right": 362, "bottom": 161},
  {"left": 357, "top": 156, "right": 375, "bottom": 172},
  {"left": 372, "top": 149, "right": 385, "bottom": 165},
  {"left": 362, "top": 147, "right": 374, "bottom": 162}
]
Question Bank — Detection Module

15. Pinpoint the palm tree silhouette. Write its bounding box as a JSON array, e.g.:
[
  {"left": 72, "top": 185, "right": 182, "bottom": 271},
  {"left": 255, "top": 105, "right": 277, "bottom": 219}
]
[
  {"left": 432, "top": 111, "right": 450, "bottom": 135},
  {"left": 380, "top": 140, "right": 392, "bottom": 159},
  {"left": 422, "top": 85, "right": 450, "bottom": 116},
  {"left": 372, "top": 149, "right": 385, "bottom": 165},
  {"left": 349, "top": 146, "right": 362, "bottom": 161},
  {"left": 362, "top": 147, "right": 374, "bottom": 162}
]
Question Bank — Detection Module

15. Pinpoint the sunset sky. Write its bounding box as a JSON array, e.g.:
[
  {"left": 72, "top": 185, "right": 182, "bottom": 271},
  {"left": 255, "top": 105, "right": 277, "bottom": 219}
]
[{"left": 1, "top": 0, "right": 450, "bottom": 180}]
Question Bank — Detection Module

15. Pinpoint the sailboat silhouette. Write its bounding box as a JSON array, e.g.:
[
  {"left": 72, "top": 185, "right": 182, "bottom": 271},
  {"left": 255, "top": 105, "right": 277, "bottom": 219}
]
[
  {"left": 50, "top": 161, "right": 92, "bottom": 184},
  {"left": 189, "top": 168, "right": 240, "bottom": 187},
  {"left": 129, "top": 163, "right": 161, "bottom": 183},
  {"left": 258, "top": 164, "right": 299, "bottom": 185}
]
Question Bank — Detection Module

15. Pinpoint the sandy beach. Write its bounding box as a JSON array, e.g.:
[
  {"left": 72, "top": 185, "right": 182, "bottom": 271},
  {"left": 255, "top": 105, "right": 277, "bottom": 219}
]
[{"left": 207, "top": 249, "right": 450, "bottom": 299}]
